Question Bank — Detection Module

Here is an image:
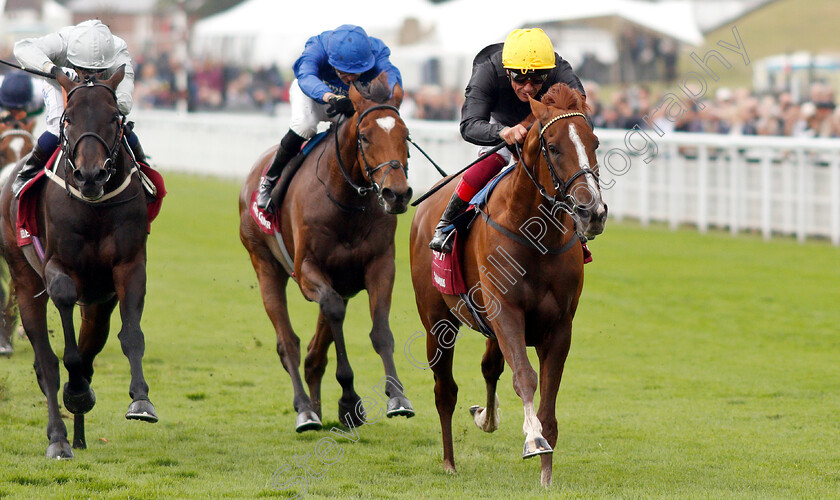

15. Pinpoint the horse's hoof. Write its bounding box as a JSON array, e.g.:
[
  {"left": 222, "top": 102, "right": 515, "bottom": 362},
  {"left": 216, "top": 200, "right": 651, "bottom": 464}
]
[
  {"left": 125, "top": 399, "right": 158, "bottom": 423},
  {"left": 339, "top": 399, "right": 365, "bottom": 428},
  {"left": 295, "top": 411, "right": 323, "bottom": 433},
  {"left": 0, "top": 342, "right": 12, "bottom": 357},
  {"left": 469, "top": 405, "right": 480, "bottom": 417},
  {"left": 63, "top": 383, "right": 95, "bottom": 415},
  {"left": 386, "top": 396, "right": 415, "bottom": 418},
  {"left": 46, "top": 441, "right": 74, "bottom": 459},
  {"left": 522, "top": 436, "right": 553, "bottom": 459}
]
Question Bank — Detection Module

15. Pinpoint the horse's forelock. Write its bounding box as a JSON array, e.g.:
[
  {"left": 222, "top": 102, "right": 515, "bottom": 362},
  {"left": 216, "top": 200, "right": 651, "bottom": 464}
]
[
  {"left": 541, "top": 84, "right": 591, "bottom": 115},
  {"left": 356, "top": 79, "right": 391, "bottom": 104}
]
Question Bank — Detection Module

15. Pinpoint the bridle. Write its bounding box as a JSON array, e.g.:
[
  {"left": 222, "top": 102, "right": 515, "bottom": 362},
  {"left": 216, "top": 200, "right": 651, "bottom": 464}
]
[
  {"left": 331, "top": 104, "right": 408, "bottom": 202},
  {"left": 58, "top": 79, "right": 125, "bottom": 192},
  {"left": 515, "top": 111, "right": 600, "bottom": 239}
]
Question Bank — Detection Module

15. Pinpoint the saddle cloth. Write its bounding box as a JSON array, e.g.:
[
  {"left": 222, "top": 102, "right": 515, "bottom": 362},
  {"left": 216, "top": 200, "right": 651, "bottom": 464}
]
[{"left": 16, "top": 149, "right": 167, "bottom": 247}]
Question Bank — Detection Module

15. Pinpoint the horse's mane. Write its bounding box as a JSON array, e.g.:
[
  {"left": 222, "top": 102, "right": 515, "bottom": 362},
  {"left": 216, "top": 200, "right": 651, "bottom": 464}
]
[
  {"left": 541, "top": 84, "right": 591, "bottom": 115},
  {"left": 354, "top": 78, "right": 391, "bottom": 104}
]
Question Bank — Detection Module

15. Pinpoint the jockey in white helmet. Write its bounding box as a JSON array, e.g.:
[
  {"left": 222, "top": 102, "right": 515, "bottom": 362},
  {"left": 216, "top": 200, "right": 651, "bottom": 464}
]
[{"left": 11, "top": 19, "right": 147, "bottom": 196}]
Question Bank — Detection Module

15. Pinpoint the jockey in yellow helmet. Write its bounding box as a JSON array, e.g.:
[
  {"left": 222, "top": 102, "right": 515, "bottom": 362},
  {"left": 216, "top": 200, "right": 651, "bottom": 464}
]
[{"left": 429, "top": 28, "right": 586, "bottom": 253}]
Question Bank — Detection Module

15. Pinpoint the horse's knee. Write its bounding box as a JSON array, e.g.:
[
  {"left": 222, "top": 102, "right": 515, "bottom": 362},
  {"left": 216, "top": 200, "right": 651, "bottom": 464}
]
[
  {"left": 47, "top": 274, "right": 76, "bottom": 308},
  {"left": 319, "top": 292, "right": 345, "bottom": 324},
  {"left": 369, "top": 327, "right": 394, "bottom": 354}
]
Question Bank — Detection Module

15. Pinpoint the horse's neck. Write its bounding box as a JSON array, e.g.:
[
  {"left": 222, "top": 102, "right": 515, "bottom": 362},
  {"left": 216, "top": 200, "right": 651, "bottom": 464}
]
[
  {"left": 493, "top": 161, "right": 574, "bottom": 247},
  {"left": 323, "top": 122, "right": 368, "bottom": 203}
]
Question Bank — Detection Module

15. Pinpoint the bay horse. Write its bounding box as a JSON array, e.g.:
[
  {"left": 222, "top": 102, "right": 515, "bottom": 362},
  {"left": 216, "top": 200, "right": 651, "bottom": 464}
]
[
  {"left": 239, "top": 74, "right": 415, "bottom": 431},
  {"left": 0, "top": 66, "right": 157, "bottom": 458},
  {"left": 0, "top": 121, "right": 36, "bottom": 355},
  {"left": 409, "top": 84, "right": 607, "bottom": 486}
]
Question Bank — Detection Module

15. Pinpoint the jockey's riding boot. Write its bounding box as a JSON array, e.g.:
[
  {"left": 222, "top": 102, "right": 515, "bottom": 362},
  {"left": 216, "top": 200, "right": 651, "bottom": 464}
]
[
  {"left": 12, "top": 144, "right": 51, "bottom": 197},
  {"left": 257, "top": 131, "right": 305, "bottom": 211},
  {"left": 429, "top": 192, "right": 469, "bottom": 253},
  {"left": 130, "top": 140, "right": 147, "bottom": 165}
]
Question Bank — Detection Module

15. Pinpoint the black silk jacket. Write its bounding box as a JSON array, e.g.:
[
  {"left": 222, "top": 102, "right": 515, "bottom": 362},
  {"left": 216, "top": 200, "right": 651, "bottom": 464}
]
[{"left": 459, "top": 43, "right": 585, "bottom": 146}]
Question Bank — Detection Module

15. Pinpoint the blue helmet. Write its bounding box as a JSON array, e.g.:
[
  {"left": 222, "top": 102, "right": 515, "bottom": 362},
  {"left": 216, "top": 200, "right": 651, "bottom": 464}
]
[
  {"left": 0, "top": 71, "right": 33, "bottom": 109},
  {"left": 327, "top": 25, "right": 375, "bottom": 74}
]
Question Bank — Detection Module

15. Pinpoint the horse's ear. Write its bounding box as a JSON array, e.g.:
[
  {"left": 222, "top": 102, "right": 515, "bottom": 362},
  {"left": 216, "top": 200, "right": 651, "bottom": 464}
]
[
  {"left": 529, "top": 95, "right": 550, "bottom": 120},
  {"left": 103, "top": 64, "right": 126, "bottom": 91},
  {"left": 522, "top": 99, "right": 546, "bottom": 167},
  {"left": 55, "top": 68, "right": 76, "bottom": 93},
  {"left": 389, "top": 83, "right": 403, "bottom": 108},
  {"left": 349, "top": 81, "right": 364, "bottom": 109}
]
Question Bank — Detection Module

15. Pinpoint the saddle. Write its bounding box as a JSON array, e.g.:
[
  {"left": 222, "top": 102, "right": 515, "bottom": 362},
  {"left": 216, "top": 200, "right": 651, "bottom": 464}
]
[{"left": 16, "top": 149, "right": 167, "bottom": 251}]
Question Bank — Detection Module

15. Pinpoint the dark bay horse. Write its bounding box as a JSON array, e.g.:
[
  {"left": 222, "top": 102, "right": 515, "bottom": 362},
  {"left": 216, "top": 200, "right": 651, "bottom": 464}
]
[
  {"left": 239, "top": 75, "right": 415, "bottom": 431},
  {"left": 0, "top": 66, "right": 157, "bottom": 458},
  {"left": 0, "top": 122, "right": 36, "bottom": 355},
  {"left": 409, "top": 84, "right": 607, "bottom": 486}
]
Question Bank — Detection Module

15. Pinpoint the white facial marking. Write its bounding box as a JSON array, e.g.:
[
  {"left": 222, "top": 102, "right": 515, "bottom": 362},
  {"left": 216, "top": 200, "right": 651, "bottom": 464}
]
[
  {"left": 569, "top": 123, "right": 605, "bottom": 214},
  {"left": 568, "top": 123, "right": 589, "bottom": 170},
  {"left": 376, "top": 116, "right": 396, "bottom": 133}
]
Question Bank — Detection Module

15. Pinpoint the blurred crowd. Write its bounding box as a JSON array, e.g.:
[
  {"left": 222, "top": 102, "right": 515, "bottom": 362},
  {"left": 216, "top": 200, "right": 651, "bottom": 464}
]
[
  {"left": 3, "top": 45, "right": 835, "bottom": 139},
  {"left": 587, "top": 81, "right": 840, "bottom": 138}
]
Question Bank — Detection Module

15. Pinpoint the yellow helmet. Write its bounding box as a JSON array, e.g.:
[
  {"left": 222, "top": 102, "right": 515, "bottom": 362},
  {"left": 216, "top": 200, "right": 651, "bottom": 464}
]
[{"left": 502, "top": 28, "right": 556, "bottom": 71}]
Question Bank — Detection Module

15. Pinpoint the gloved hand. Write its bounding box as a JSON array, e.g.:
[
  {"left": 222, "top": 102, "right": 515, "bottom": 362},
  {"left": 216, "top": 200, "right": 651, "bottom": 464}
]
[{"left": 326, "top": 96, "right": 355, "bottom": 117}]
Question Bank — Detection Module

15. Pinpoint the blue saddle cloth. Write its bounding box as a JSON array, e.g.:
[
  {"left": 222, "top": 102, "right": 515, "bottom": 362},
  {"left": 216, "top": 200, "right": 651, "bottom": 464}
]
[
  {"left": 469, "top": 164, "right": 515, "bottom": 207},
  {"left": 301, "top": 130, "right": 329, "bottom": 156}
]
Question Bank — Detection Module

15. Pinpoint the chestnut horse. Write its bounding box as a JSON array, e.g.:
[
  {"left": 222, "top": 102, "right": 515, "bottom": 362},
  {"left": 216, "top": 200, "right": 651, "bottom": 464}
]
[
  {"left": 239, "top": 75, "right": 415, "bottom": 431},
  {"left": 409, "top": 85, "right": 607, "bottom": 486},
  {"left": 0, "top": 67, "right": 158, "bottom": 458},
  {"left": 0, "top": 122, "right": 36, "bottom": 355}
]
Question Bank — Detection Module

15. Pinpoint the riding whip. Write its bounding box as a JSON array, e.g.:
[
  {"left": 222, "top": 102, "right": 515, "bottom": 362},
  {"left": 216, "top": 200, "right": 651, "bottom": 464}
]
[
  {"left": 410, "top": 142, "right": 507, "bottom": 207},
  {"left": 0, "top": 58, "right": 55, "bottom": 79}
]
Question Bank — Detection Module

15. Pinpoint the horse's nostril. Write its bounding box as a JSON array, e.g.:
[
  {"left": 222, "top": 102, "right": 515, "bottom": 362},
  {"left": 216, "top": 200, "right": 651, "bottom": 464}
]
[
  {"left": 94, "top": 169, "right": 109, "bottom": 184},
  {"left": 73, "top": 169, "right": 85, "bottom": 184},
  {"left": 381, "top": 188, "right": 397, "bottom": 203}
]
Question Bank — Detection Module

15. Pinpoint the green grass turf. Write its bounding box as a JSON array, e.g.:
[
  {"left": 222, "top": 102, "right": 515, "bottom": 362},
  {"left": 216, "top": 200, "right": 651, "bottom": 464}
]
[{"left": 0, "top": 173, "right": 837, "bottom": 499}]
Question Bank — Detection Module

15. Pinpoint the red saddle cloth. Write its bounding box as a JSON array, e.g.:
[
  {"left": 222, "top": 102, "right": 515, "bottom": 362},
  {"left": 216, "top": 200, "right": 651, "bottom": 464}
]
[
  {"left": 16, "top": 152, "right": 167, "bottom": 247},
  {"left": 249, "top": 189, "right": 279, "bottom": 235},
  {"left": 431, "top": 232, "right": 467, "bottom": 295}
]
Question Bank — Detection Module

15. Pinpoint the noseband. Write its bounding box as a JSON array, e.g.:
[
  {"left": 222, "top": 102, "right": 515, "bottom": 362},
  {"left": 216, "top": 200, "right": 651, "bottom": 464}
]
[
  {"left": 59, "top": 80, "right": 125, "bottom": 187},
  {"left": 332, "top": 104, "right": 409, "bottom": 200}
]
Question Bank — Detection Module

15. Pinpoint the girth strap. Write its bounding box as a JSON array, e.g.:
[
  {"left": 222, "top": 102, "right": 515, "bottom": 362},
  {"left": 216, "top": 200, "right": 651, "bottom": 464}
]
[{"left": 476, "top": 206, "right": 578, "bottom": 256}]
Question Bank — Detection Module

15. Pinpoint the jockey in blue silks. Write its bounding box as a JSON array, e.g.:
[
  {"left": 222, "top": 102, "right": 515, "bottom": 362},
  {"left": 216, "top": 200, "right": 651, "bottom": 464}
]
[{"left": 256, "top": 24, "right": 402, "bottom": 212}]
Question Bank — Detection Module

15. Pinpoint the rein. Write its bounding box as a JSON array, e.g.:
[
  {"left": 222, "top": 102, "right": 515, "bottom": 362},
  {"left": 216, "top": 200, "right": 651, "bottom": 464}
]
[{"left": 329, "top": 104, "right": 408, "bottom": 204}]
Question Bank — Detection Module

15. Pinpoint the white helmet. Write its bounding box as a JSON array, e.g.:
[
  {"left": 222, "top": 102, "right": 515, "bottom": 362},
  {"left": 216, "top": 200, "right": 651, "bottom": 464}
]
[{"left": 66, "top": 20, "right": 117, "bottom": 70}]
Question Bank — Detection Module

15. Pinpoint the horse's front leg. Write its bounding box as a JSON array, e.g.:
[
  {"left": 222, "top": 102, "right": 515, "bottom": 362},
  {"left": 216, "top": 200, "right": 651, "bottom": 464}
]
[
  {"left": 299, "top": 260, "right": 363, "bottom": 427},
  {"left": 16, "top": 269, "right": 71, "bottom": 458},
  {"left": 488, "top": 301, "right": 552, "bottom": 460},
  {"left": 44, "top": 260, "right": 96, "bottom": 418},
  {"left": 113, "top": 256, "right": 157, "bottom": 422},
  {"left": 364, "top": 251, "right": 414, "bottom": 418},
  {"left": 534, "top": 316, "right": 573, "bottom": 487}
]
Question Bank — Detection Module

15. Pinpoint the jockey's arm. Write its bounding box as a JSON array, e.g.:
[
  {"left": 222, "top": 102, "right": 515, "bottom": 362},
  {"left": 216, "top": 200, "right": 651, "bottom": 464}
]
[
  {"left": 110, "top": 37, "right": 135, "bottom": 115},
  {"left": 459, "top": 64, "right": 504, "bottom": 147},
  {"left": 293, "top": 38, "right": 335, "bottom": 102},
  {"left": 13, "top": 30, "right": 68, "bottom": 74}
]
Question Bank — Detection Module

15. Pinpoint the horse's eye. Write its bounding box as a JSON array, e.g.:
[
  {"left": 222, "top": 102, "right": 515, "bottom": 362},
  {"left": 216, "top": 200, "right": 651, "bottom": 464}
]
[
  {"left": 548, "top": 144, "right": 560, "bottom": 155},
  {"left": 360, "top": 134, "right": 370, "bottom": 144}
]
